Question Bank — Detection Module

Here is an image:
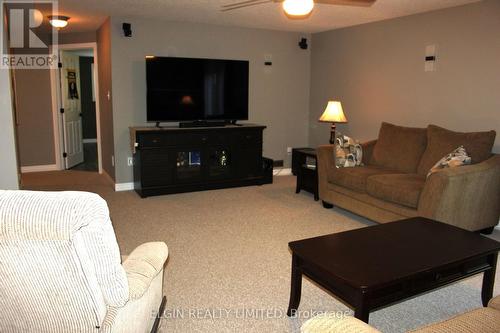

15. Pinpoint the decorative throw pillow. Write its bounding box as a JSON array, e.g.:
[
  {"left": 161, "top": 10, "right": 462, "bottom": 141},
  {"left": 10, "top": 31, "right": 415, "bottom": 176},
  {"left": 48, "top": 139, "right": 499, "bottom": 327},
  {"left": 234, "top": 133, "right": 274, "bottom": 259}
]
[
  {"left": 417, "top": 125, "right": 496, "bottom": 175},
  {"left": 335, "top": 134, "right": 363, "bottom": 168},
  {"left": 427, "top": 146, "right": 472, "bottom": 178}
]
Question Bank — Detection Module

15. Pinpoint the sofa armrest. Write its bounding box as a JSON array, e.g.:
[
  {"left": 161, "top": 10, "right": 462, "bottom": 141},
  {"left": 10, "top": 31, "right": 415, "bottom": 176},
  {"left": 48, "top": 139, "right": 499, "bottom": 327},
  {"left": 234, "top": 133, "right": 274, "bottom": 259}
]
[
  {"left": 301, "top": 314, "right": 381, "bottom": 333},
  {"left": 122, "top": 242, "right": 169, "bottom": 300},
  {"left": 418, "top": 155, "right": 500, "bottom": 231},
  {"left": 317, "top": 145, "right": 336, "bottom": 200},
  {"left": 361, "top": 140, "right": 377, "bottom": 165}
]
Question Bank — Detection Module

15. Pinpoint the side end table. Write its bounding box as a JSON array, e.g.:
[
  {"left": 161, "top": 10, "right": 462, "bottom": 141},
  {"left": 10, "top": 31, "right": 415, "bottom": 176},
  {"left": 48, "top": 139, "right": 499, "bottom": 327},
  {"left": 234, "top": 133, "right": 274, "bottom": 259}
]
[{"left": 292, "top": 148, "right": 318, "bottom": 201}]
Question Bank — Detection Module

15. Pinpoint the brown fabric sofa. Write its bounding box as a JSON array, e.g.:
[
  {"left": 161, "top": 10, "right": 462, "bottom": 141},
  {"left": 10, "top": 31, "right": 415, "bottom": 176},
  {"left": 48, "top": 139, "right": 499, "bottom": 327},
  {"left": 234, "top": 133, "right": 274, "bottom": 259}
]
[
  {"left": 318, "top": 123, "right": 500, "bottom": 232},
  {"left": 301, "top": 294, "right": 500, "bottom": 333}
]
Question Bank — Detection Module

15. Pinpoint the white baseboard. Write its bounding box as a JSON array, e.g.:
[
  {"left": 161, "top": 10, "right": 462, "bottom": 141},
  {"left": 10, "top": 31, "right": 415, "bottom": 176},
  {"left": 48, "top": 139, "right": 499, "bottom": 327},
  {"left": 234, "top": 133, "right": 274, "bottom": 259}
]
[
  {"left": 115, "top": 182, "right": 135, "bottom": 192},
  {"left": 273, "top": 168, "right": 292, "bottom": 176},
  {"left": 115, "top": 169, "right": 292, "bottom": 191},
  {"left": 83, "top": 138, "right": 97, "bottom": 143},
  {"left": 21, "top": 164, "right": 59, "bottom": 173}
]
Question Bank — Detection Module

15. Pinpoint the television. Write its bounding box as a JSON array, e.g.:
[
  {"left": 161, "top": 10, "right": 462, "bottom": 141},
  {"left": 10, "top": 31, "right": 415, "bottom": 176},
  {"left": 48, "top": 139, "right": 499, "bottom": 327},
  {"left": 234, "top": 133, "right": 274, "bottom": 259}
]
[{"left": 146, "top": 56, "right": 249, "bottom": 123}]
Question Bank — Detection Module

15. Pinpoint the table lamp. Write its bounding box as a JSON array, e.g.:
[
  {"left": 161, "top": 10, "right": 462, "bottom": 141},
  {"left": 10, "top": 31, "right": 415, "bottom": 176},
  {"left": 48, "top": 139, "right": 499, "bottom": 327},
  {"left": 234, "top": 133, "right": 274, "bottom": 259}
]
[{"left": 319, "top": 101, "right": 348, "bottom": 144}]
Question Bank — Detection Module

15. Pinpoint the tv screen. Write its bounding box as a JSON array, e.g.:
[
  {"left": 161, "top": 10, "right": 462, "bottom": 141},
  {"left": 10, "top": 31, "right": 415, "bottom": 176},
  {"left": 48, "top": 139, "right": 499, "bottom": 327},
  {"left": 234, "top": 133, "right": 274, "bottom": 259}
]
[{"left": 146, "top": 56, "right": 249, "bottom": 122}]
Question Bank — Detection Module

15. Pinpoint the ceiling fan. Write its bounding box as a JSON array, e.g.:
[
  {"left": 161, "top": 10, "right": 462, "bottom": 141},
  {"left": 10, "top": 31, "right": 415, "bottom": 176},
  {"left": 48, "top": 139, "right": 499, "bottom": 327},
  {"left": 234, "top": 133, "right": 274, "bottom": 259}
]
[{"left": 222, "top": 0, "right": 377, "bottom": 18}]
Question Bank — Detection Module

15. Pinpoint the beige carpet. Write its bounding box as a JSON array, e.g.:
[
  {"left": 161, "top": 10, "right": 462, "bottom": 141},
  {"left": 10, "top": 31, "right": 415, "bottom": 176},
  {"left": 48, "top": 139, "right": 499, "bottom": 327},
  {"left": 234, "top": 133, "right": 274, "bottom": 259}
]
[{"left": 22, "top": 171, "right": 500, "bottom": 333}]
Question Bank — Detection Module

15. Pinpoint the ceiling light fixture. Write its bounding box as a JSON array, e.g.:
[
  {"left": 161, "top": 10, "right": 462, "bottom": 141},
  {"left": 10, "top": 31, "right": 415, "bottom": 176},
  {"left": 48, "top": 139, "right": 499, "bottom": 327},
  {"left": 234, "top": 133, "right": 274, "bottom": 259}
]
[
  {"left": 282, "top": 0, "right": 314, "bottom": 18},
  {"left": 48, "top": 15, "right": 70, "bottom": 28}
]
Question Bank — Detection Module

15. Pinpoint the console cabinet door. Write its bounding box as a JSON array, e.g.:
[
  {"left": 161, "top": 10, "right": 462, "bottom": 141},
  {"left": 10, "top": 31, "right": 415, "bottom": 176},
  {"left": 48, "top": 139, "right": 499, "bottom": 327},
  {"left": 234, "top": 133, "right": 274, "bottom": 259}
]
[
  {"left": 174, "top": 147, "right": 204, "bottom": 183},
  {"left": 234, "top": 145, "right": 262, "bottom": 178},
  {"left": 207, "top": 144, "right": 234, "bottom": 180},
  {"left": 233, "top": 129, "right": 263, "bottom": 178},
  {"left": 140, "top": 149, "right": 172, "bottom": 187}
]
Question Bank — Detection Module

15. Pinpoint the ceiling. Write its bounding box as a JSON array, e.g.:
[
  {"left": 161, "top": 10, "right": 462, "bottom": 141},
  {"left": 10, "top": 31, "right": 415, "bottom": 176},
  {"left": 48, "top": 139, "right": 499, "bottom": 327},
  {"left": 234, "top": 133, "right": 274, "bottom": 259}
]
[{"left": 58, "top": 0, "right": 481, "bottom": 34}]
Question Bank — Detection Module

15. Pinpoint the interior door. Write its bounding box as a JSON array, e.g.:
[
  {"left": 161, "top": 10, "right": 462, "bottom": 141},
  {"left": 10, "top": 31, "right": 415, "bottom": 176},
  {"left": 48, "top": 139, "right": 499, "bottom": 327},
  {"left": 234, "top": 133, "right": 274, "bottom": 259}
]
[{"left": 60, "top": 50, "right": 84, "bottom": 169}]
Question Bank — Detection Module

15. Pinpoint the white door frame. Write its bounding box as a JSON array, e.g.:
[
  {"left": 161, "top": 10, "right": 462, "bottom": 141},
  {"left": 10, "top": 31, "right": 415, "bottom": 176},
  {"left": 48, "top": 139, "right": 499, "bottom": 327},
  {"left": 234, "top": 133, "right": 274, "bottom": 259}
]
[{"left": 50, "top": 42, "right": 103, "bottom": 174}]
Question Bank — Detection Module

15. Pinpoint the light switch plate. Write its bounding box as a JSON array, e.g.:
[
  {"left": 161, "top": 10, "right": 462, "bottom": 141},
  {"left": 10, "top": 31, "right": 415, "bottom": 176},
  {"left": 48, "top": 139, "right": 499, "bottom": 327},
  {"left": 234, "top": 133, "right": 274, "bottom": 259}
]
[{"left": 424, "top": 44, "right": 437, "bottom": 72}]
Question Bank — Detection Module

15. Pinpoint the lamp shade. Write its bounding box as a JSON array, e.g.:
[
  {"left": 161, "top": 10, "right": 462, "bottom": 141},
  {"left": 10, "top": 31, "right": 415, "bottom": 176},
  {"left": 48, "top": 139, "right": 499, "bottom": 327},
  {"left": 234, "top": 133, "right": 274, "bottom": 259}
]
[{"left": 319, "top": 101, "right": 347, "bottom": 123}]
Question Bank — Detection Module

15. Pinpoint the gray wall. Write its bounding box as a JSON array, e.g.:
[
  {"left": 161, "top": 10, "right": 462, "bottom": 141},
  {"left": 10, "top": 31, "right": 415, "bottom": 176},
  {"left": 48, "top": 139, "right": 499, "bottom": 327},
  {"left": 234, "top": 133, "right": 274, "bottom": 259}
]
[
  {"left": 97, "top": 18, "right": 116, "bottom": 180},
  {"left": 109, "top": 17, "right": 311, "bottom": 183},
  {"left": 309, "top": 0, "right": 500, "bottom": 153},
  {"left": 13, "top": 69, "right": 56, "bottom": 166},
  {"left": 59, "top": 31, "right": 96, "bottom": 44},
  {"left": 0, "top": 69, "right": 20, "bottom": 189},
  {"left": 13, "top": 32, "right": 97, "bottom": 168}
]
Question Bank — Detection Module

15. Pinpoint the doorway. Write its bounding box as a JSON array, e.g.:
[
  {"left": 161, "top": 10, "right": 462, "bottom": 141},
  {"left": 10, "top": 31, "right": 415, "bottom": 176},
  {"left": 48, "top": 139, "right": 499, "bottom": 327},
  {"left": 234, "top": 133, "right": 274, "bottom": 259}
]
[{"left": 51, "top": 43, "right": 102, "bottom": 173}]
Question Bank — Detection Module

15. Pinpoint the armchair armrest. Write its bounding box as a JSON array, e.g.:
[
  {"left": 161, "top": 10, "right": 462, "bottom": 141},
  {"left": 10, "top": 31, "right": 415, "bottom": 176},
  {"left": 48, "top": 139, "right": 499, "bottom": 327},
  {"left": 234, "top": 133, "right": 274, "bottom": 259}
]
[
  {"left": 418, "top": 155, "right": 500, "bottom": 231},
  {"left": 488, "top": 294, "right": 500, "bottom": 311},
  {"left": 301, "top": 314, "right": 381, "bottom": 333},
  {"left": 122, "top": 242, "right": 169, "bottom": 300}
]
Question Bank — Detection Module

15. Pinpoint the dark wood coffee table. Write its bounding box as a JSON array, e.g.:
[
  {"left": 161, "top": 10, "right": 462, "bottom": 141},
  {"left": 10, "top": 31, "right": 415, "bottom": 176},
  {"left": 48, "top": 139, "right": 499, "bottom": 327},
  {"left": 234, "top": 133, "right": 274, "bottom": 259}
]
[{"left": 286, "top": 217, "right": 500, "bottom": 323}]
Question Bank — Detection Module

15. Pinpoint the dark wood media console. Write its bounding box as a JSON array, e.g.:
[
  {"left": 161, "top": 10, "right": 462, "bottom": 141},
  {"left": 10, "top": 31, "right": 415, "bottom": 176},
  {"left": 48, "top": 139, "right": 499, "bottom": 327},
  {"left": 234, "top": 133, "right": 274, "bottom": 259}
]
[{"left": 130, "top": 124, "right": 268, "bottom": 197}]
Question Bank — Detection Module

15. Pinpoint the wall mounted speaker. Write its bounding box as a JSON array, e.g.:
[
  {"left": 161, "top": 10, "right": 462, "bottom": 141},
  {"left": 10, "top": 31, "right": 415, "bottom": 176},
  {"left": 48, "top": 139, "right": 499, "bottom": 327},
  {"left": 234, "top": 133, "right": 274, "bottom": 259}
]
[
  {"left": 299, "top": 38, "right": 308, "bottom": 50},
  {"left": 123, "top": 23, "right": 132, "bottom": 37}
]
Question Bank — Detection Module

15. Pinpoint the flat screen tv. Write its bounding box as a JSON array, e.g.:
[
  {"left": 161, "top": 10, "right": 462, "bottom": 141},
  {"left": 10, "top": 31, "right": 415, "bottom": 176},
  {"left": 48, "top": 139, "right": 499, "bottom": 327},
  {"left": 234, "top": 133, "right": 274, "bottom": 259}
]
[{"left": 146, "top": 56, "right": 249, "bottom": 122}]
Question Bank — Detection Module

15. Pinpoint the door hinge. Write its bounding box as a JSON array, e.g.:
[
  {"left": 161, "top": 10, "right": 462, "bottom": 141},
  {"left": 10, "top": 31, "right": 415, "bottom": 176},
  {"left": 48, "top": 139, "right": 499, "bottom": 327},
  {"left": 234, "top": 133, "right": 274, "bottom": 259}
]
[
  {"left": 58, "top": 62, "right": 62, "bottom": 68},
  {"left": 60, "top": 108, "right": 64, "bottom": 114},
  {"left": 63, "top": 152, "right": 68, "bottom": 158}
]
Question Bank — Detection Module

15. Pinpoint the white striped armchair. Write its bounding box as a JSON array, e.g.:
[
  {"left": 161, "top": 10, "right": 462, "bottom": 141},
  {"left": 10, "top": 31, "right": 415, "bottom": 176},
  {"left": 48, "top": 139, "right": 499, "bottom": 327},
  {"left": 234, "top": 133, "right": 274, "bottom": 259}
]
[{"left": 0, "top": 190, "right": 169, "bottom": 333}]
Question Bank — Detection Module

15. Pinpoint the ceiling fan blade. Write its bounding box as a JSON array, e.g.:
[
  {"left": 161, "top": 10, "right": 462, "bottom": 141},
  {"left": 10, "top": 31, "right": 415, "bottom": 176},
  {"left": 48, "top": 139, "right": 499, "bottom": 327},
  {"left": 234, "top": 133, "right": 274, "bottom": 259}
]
[
  {"left": 221, "top": 0, "right": 272, "bottom": 11},
  {"left": 315, "top": 0, "right": 376, "bottom": 7},
  {"left": 222, "top": 0, "right": 266, "bottom": 8}
]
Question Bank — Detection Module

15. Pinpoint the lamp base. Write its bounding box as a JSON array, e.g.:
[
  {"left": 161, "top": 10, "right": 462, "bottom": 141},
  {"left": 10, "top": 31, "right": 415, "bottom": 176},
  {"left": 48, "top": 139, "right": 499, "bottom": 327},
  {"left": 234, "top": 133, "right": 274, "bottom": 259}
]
[{"left": 329, "top": 123, "right": 336, "bottom": 145}]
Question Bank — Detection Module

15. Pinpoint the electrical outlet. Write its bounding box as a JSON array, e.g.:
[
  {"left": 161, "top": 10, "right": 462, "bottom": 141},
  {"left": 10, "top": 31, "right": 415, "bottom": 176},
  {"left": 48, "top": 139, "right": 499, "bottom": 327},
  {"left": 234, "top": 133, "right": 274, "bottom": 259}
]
[
  {"left": 287, "top": 147, "right": 293, "bottom": 154},
  {"left": 127, "top": 157, "right": 134, "bottom": 166}
]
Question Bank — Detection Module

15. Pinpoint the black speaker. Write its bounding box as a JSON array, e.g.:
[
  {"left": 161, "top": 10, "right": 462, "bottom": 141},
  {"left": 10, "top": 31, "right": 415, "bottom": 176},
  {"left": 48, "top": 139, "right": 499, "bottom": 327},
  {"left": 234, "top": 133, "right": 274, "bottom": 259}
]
[
  {"left": 122, "top": 23, "right": 132, "bottom": 37},
  {"left": 262, "top": 157, "right": 274, "bottom": 184},
  {"left": 299, "top": 38, "right": 308, "bottom": 50}
]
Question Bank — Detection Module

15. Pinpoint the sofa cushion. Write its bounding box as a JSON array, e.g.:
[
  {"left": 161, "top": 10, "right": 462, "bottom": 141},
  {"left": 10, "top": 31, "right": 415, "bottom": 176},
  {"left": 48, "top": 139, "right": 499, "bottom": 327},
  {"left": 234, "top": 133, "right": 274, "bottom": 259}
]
[
  {"left": 366, "top": 174, "right": 426, "bottom": 208},
  {"left": 331, "top": 166, "right": 396, "bottom": 193},
  {"left": 417, "top": 125, "right": 496, "bottom": 175},
  {"left": 370, "top": 122, "right": 428, "bottom": 173},
  {"left": 329, "top": 183, "right": 419, "bottom": 220}
]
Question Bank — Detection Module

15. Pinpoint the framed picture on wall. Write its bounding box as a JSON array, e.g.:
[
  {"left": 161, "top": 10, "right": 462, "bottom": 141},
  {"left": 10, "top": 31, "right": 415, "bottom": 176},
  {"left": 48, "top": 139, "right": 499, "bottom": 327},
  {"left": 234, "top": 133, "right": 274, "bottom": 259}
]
[{"left": 67, "top": 69, "right": 79, "bottom": 99}]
